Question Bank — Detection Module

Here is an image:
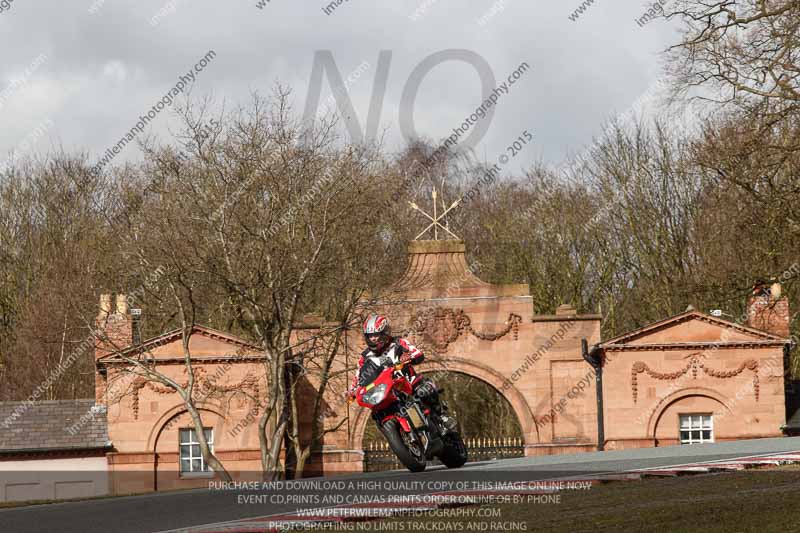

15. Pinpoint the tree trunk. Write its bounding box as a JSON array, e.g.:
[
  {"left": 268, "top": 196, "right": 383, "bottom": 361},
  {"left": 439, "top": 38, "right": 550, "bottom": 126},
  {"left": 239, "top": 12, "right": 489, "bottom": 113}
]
[
  {"left": 259, "top": 351, "right": 288, "bottom": 481},
  {"left": 185, "top": 397, "right": 232, "bottom": 481}
]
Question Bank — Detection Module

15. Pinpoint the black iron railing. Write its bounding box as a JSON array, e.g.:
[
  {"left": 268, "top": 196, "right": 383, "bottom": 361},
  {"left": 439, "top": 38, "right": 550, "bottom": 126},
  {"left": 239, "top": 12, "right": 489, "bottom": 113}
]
[{"left": 363, "top": 436, "right": 524, "bottom": 472}]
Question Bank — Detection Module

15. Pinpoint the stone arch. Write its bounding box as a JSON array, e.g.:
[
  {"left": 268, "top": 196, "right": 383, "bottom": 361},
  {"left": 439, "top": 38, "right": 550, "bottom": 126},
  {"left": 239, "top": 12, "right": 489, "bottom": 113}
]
[
  {"left": 147, "top": 402, "right": 226, "bottom": 452},
  {"left": 147, "top": 403, "right": 230, "bottom": 491},
  {"left": 646, "top": 387, "right": 733, "bottom": 439},
  {"left": 348, "top": 356, "right": 539, "bottom": 450}
]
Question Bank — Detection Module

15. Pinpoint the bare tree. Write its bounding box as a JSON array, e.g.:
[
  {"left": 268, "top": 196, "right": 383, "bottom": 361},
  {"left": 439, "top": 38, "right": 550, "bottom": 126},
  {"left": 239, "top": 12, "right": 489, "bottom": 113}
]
[
  {"left": 0, "top": 154, "right": 115, "bottom": 401},
  {"left": 134, "top": 87, "right": 397, "bottom": 479},
  {"left": 666, "top": 1, "right": 800, "bottom": 137}
]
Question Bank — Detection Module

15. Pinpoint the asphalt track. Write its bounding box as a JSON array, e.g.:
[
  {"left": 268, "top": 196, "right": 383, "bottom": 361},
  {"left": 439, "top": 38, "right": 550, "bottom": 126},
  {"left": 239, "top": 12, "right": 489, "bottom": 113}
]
[{"left": 3, "top": 436, "right": 800, "bottom": 533}]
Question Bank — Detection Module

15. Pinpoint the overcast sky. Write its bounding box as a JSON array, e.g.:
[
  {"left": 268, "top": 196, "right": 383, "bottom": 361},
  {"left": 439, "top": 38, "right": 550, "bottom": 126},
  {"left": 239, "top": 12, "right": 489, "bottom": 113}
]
[{"left": 0, "top": 0, "right": 682, "bottom": 175}]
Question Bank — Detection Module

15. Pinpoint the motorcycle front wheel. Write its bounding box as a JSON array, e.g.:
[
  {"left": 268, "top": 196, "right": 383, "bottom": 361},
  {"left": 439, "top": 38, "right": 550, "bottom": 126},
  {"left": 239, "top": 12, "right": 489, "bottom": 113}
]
[{"left": 381, "top": 419, "right": 427, "bottom": 472}]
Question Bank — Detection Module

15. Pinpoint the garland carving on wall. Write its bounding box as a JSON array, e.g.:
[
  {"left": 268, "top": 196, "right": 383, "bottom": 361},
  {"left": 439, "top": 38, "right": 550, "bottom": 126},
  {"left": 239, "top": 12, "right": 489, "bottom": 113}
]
[
  {"left": 129, "top": 366, "right": 260, "bottom": 420},
  {"left": 631, "top": 353, "right": 759, "bottom": 403},
  {"left": 405, "top": 307, "right": 522, "bottom": 352}
]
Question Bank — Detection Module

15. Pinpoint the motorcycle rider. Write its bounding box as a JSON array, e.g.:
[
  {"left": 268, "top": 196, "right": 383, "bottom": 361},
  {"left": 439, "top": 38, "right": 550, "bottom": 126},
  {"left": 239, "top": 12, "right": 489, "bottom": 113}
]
[{"left": 347, "top": 314, "right": 457, "bottom": 432}]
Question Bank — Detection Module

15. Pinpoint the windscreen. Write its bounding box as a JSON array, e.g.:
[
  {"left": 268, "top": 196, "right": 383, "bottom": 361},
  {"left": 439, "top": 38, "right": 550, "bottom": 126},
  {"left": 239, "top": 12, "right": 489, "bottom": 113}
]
[{"left": 357, "top": 358, "right": 384, "bottom": 387}]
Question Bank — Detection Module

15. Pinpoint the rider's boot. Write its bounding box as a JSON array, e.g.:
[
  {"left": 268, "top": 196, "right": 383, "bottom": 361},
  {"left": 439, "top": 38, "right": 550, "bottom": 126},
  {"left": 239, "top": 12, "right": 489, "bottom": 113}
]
[
  {"left": 414, "top": 378, "right": 457, "bottom": 434},
  {"left": 434, "top": 399, "right": 457, "bottom": 434}
]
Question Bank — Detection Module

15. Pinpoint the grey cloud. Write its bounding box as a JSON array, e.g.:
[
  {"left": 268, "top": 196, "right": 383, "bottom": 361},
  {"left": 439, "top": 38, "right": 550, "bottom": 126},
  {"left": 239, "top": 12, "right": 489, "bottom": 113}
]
[{"left": 0, "top": 0, "right": 678, "bottom": 173}]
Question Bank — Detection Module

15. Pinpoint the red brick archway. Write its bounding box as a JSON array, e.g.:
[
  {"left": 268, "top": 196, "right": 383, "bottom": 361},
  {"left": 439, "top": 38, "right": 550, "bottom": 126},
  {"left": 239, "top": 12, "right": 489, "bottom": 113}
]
[
  {"left": 348, "top": 357, "right": 540, "bottom": 451},
  {"left": 316, "top": 239, "right": 602, "bottom": 471},
  {"left": 647, "top": 387, "right": 733, "bottom": 447},
  {"left": 147, "top": 403, "right": 227, "bottom": 452},
  {"left": 149, "top": 405, "right": 227, "bottom": 491}
]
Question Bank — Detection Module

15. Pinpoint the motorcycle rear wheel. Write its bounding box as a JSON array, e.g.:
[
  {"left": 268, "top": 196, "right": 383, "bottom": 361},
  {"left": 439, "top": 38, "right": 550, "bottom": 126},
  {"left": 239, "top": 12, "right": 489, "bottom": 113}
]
[
  {"left": 381, "top": 419, "right": 427, "bottom": 473},
  {"left": 439, "top": 431, "right": 468, "bottom": 468}
]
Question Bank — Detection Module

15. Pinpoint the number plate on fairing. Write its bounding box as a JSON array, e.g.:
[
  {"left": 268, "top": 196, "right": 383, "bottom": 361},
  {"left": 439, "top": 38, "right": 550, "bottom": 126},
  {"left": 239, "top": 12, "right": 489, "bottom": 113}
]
[{"left": 407, "top": 404, "right": 426, "bottom": 429}]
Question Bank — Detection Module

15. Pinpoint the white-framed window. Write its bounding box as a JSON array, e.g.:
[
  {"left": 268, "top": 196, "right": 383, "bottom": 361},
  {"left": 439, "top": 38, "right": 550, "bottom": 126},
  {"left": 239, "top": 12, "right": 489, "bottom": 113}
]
[
  {"left": 679, "top": 414, "right": 713, "bottom": 444},
  {"left": 179, "top": 428, "right": 214, "bottom": 474}
]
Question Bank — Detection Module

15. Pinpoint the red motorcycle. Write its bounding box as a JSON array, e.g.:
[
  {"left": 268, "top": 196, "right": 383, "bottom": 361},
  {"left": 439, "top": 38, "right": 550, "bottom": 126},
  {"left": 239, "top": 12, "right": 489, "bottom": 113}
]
[{"left": 350, "top": 357, "right": 468, "bottom": 472}]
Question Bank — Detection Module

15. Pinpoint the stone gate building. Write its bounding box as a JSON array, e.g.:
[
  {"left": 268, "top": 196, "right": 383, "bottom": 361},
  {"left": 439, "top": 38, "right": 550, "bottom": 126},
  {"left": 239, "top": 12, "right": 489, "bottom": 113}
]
[
  {"left": 300, "top": 240, "right": 792, "bottom": 471},
  {"left": 1, "top": 239, "right": 793, "bottom": 500}
]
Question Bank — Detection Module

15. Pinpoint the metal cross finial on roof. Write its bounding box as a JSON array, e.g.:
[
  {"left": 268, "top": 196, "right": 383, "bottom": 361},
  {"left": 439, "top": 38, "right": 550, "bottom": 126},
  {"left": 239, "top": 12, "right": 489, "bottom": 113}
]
[{"left": 409, "top": 187, "right": 461, "bottom": 241}]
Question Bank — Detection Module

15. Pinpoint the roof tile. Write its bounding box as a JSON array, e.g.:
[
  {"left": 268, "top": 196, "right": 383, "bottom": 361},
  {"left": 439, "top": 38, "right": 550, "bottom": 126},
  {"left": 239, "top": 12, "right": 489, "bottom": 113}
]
[{"left": 0, "top": 399, "right": 109, "bottom": 452}]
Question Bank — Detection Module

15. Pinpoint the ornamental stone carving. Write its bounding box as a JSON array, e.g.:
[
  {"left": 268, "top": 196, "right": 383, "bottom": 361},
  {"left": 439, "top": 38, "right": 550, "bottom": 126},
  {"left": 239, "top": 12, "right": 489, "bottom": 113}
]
[
  {"left": 631, "top": 352, "right": 759, "bottom": 403},
  {"left": 404, "top": 307, "right": 521, "bottom": 353},
  {"left": 128, "top": 366, "right": 260, "bottom": 419}
]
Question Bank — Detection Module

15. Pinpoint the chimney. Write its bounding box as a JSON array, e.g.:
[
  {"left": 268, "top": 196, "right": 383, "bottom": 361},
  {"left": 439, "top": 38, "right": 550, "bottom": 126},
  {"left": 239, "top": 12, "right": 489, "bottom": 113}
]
[
  {"left": 95, "top": 293, "right": 133, "bottom": 406},
  {"left": 746, "top": 282, "right": 791, "bottom": 338},
  {"left": 99, "top": 293, "right": 112, "bottom": 317},
  {"left": 95, "top": 293, "right": 133, "bottom": 360},
  {"left": 115, "top": 293, "right": 128, "bottom": 315}
]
